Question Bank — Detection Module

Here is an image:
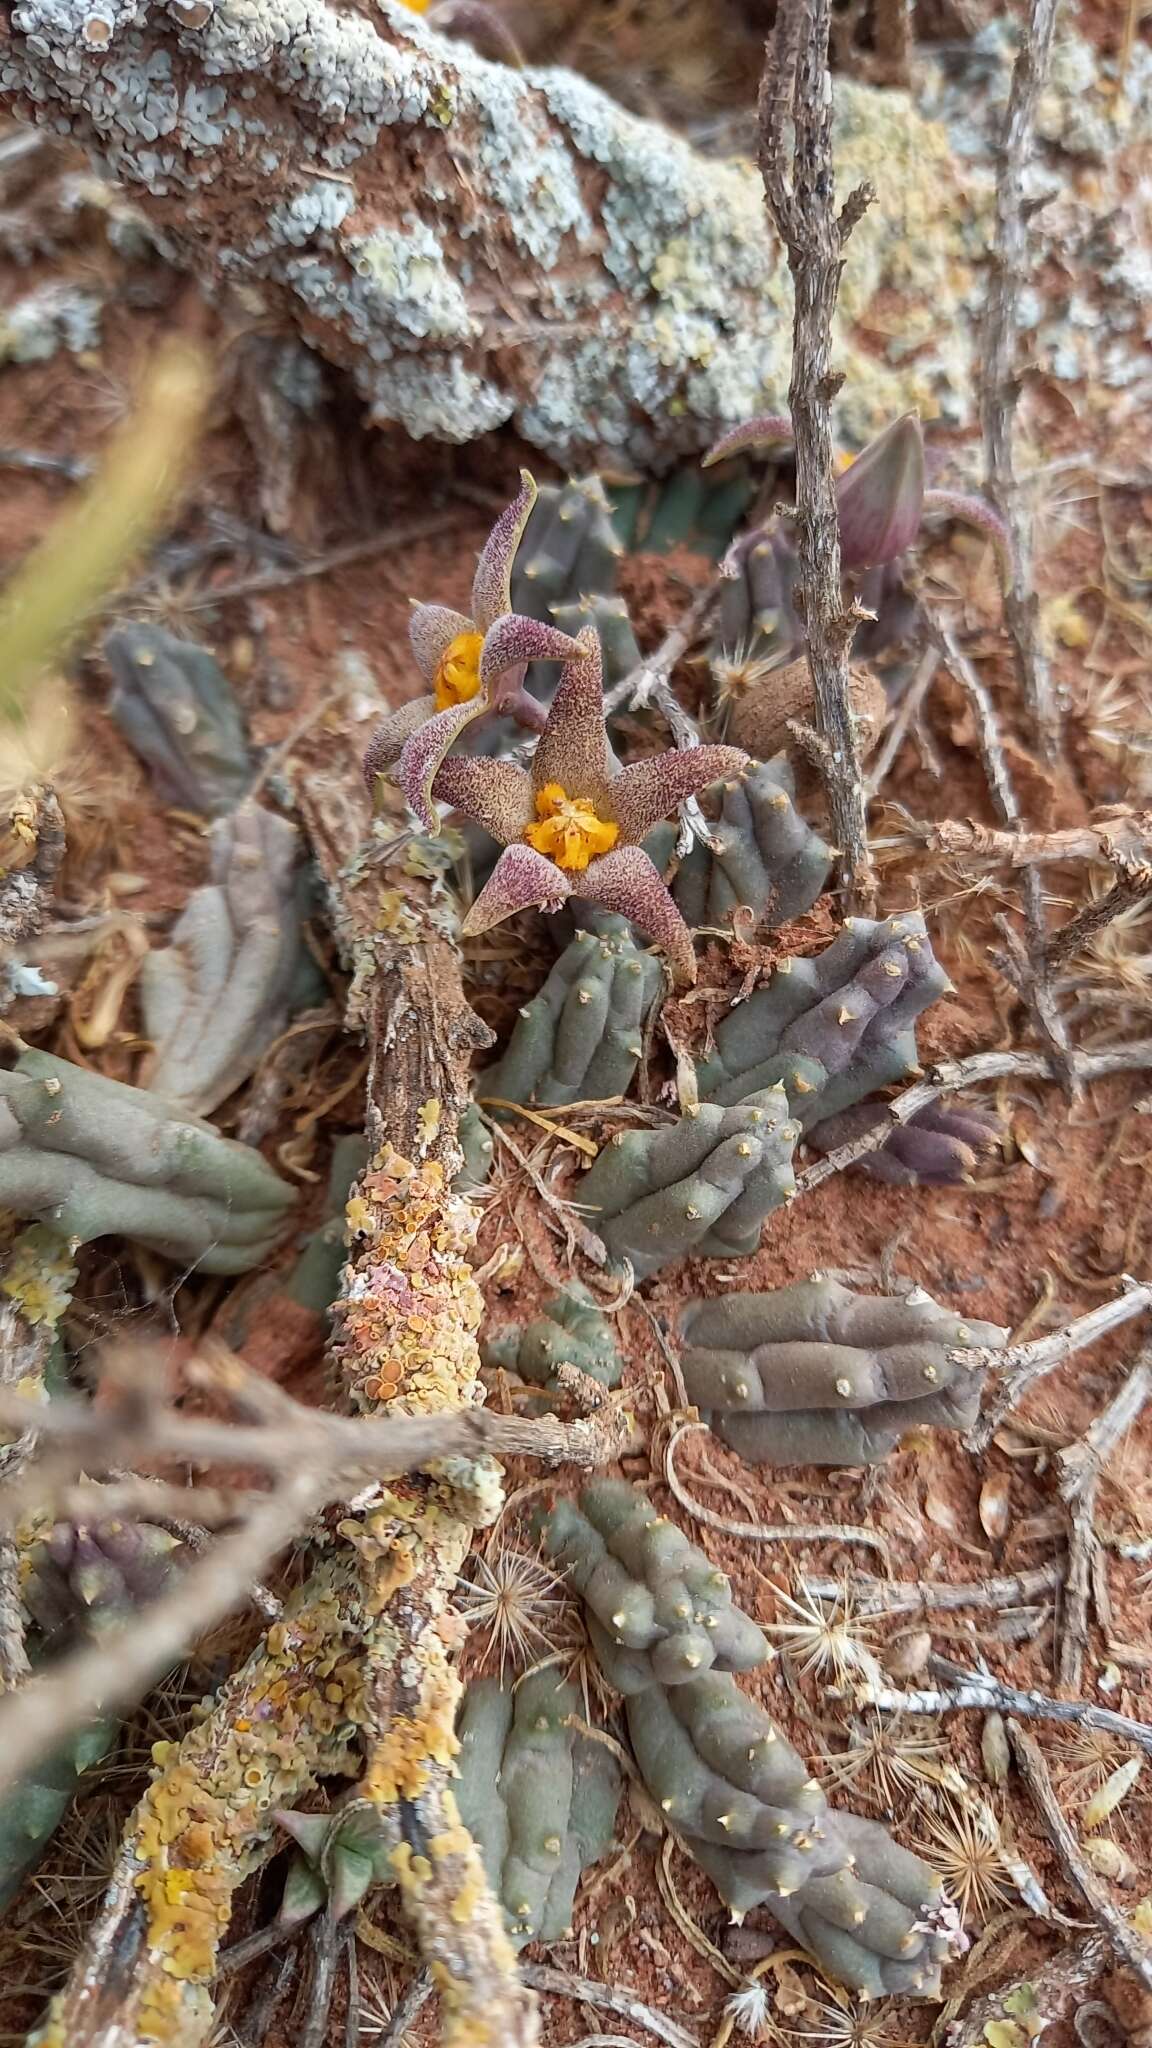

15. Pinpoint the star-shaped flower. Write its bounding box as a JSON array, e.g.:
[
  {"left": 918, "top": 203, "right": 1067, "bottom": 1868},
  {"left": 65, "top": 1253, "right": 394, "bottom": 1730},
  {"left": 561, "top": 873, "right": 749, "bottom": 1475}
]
[
  {"left": 363, "top": 471, "right": 587, "bottom": 826},
  {"left": 428, "top": 627, "right": 748, "bottom": 984},
  {"left": 705, "top": 411, "right": 1010, "bottom": 576}
]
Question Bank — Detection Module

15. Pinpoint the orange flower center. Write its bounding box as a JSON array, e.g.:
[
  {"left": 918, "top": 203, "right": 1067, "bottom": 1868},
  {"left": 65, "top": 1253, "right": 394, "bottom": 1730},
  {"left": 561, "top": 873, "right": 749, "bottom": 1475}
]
[
  {"left": 523, "top": 783, "right": 619, "bottom": 873},
  {"left": 433, "top": 630, "right": 484, "bottom": 710}
]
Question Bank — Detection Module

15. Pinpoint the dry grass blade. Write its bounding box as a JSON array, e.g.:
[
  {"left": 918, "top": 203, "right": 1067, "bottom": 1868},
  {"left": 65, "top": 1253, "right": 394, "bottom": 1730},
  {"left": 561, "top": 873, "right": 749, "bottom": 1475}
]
[{"left": 456, "top": 1543, "right": 574, "bottom": 1680}]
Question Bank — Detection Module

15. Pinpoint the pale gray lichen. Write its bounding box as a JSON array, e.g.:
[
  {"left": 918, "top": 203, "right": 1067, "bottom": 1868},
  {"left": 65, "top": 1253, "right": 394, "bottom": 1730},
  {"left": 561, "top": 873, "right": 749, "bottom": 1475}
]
[
  {"left": 0, "top": 0, "right": 988, "bottom": 462},
  {"left": 0, "top": 282, "right": 103, "bottom": 362}
]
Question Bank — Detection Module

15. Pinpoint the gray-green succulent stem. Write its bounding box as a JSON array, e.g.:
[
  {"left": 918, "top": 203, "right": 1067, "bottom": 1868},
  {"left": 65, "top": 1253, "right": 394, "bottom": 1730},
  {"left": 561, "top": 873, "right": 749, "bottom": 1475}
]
[
  {"left": 454, "top": 1669, "right": 621, "bottom": 1948},
  {"left": 542, "top": 1480, "right": 955, "bottom": 1996},
  {"left": 140, "top": 801, "right": 317, "bottom": 1118},
  {"left": 645, "top": 757, "right": 831, "bottom": 932},
  {"left": 482, "top": 1284, "right": 623, "bottom": 1391},
  {"left": 576, "top": 1086, "right": 798, "bottom": 1280},
  {"left": 104, "top": 624, "right": 253, "bottom": 816},
  {"left": 479, "top": 923, "right": 663, "bottom": 1111},
  {"left": 696, "top": 912, "right": 950, "bottom": 1129},
  {"left": 0, "top": 1050, "right": 296, "bottom": 1274},
  {"left": 679, "top": 1278, "right": 1007, "bottom": 1465}
]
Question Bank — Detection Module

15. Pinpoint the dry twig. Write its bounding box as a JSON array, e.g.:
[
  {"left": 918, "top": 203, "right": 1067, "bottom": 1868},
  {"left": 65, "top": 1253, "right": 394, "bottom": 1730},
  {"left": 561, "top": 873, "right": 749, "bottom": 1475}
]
[
  {"left": 980, "top": 0, "right": 1062, "bottom": 758},
  {"left": 519, "top": 1964, "right": 699, "bottom": 2048},
  {"left": 1055, "top": 1345, "right": 1152, "bottom": 1689},
  {"left": 860, "top": 1652, "right": 1152, "bottom": 1761},
  {"left": 967, "top": 1282, "right": 1152, "bottom": 1453},
  {"left": 1007, "top": 1718, "right": 1152, "bottom": 1991},
  {"left": 757, "top": 0, "right": 875, "bottom": 906}
]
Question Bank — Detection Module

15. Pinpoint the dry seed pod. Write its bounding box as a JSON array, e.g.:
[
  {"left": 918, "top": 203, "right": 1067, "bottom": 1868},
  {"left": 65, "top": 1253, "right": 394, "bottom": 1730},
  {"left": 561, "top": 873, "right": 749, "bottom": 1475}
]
[
  {"left": 1083, "top": 1757, "right": 1143, "bottom": 1831},
  {"left": 1081, "top": 1837, "right": 1137, "bottom": 1884},
  {"left": 981, "top": 1713, "right": 1011, "bottom": 1788},
  {"left": 722, "top": 653, "right": 887, "bottom": 775}
]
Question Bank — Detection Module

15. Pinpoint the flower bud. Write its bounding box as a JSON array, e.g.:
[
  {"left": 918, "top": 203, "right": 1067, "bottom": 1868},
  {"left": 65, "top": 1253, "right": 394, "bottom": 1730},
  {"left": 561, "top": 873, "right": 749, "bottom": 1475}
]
[{"left": 836, "top": 412, "right": 925, "bottom": 570}]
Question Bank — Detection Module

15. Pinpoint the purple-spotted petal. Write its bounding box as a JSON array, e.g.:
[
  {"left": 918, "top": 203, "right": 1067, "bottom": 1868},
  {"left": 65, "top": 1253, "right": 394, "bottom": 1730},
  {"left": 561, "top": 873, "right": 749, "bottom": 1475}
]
[
  {"left": 396, "top": 697, "right": 488, "bottom": 832},
  {"left": 922, "top": 489, "right": 1014, "bottom": 586},
  {"left": 836, "top": 413, "right": 925, "bottom": 570},
  {"left": 471, "top": 470, "right": 538, "bottom": 631},
  {"left": 530, "top": 627, "right": 610, "bottom": 804},
  {"left": 579, "top": 845, "right": 698, "bottom": 986},
  {"left": 702, "top": 415, "right": 795, "bottom": 469},
  {"left": 363, "top": 695, "right": 436, "bottom": 792},
  {"left": 429, "top": 756, "right": 535, "bottom": 846},
  {"left": 409, "top": 602, "right": 474, "bottom": 684},
  {"left": 605, "top": 743, "right": 750, "bottom": 844},
  {"left": 461, "top": 842, "right": 572, "bottom": 936},
  {"left": 478, "top": 612, "right": 584, "bottom": 691}
]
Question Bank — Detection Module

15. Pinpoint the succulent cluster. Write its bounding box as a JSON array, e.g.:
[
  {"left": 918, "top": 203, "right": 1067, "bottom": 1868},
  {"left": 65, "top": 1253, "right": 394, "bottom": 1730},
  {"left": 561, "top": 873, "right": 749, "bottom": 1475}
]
[
  {"left": 482, "top": 1284, "right": 623, "bottom": 1392},
  {"left": 453, "top": 1669, "right": 621, "bottom": 1948},
  {"left": 479, "top": 920, "right": 662, "bottom": 1109},
  {"left": 0, "top": 1049, "right": 296, "bottom": 1273},
  {"left": 540, "top": 1481, "right": 953, "bottom": 1995},
  {"left": 510, "top": 475, "right": 639, "bottom": 700},
  {"left": 678, "top": 1279, "right": 1006, "bottom": 1466}
]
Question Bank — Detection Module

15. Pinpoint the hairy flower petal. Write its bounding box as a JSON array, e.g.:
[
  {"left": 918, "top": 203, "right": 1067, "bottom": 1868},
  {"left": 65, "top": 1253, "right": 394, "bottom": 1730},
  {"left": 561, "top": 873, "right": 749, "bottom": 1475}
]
[
  {"left": 530, "top": 626, "right": 611, "bottom": 804},
  {"left": 396, "top": 697, "right": 487, "bottom": 831},
  {"left": 461, "top": 842, "right": 572, "bottom": 935},
  {"left": 702, "top": 415, "right": 795, "bottom": 469},
  {"left": 478, "top": 612, "right": 584, "bottom": 691},
  {"left": 363, "top": 695, "right": 436, "bottom": 792},
  {"left": 472, "top": 470, "right": 537, "bottom": 631},
  {"left": 836, "top": 412, "right": 925, "bottom": 570},
  {"left": 430, "top": 756, "right": 535, "bottom": 845},
  {"left": 409, "top": 603, "right": 473, "bottom": 685},
  {"left": 606, "top": 743, "right": 749, "bottom": 844},
  {"left": 579, "top": 845, "right": 697, "bottom": 985}
]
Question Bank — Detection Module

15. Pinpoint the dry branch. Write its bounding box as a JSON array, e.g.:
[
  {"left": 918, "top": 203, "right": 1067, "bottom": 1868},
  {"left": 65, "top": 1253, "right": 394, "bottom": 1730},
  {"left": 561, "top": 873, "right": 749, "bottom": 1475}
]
[
  {"left": 967, "top": 1282, "right": 1152, "bottom": 1453},
  {"left": 1008, "top": 1719, "right": 1152, "bottom": 1993},
  {"left": 980, "top": 0, "right": 1062, "bottom": 758},
  {"left": 0, "top": 5, "right": 964, "bottom": 467},
  {"left": 757, "top": 0, "right": 875, "bottom": 906},
  {"left": 795, "top": 1039, "right": 1152, "bottom": 1196},
  {"left": 1055, "top": 1348, "right": 1152, "bottom": 1691},
  {"left": 859, "top": 1653, "right": 1152, "bottom": 1761},
  {"left": 913, "top": 814, "right": 1152, "bottom": 871}
]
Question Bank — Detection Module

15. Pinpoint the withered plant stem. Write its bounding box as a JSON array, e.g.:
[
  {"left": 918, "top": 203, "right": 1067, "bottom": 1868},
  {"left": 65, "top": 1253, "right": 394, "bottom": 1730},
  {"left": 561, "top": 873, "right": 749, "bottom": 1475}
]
[
  {"left": 980, "top": 0, "right": 1063, "bottom": 759},
  {"left": 860, "top": 1653, "right": 1152, "bottom": 1761},
  {"left": 757, "top": 0, "right": 876, "bottom": 909},
  {"left": 1055, "top": 1345, "right": 1152, "bottom": 1690}
]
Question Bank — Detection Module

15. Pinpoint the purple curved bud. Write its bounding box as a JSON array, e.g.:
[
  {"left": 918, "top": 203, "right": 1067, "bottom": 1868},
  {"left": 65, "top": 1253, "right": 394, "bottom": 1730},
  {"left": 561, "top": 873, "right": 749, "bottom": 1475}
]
[
  {"left": 461, "top": 842, "right": 572, "bottom": 934},
  {"left": 471, "top": 470, "right": 538, "bottom": 631},
  {"left": 702, "top": 415, "right": 795, "bottom": 469},
  {"left": 922, "top": 489, "right": 1015, "bottom": 587},
  {"left": 836, "top": 412, "right": 925, "bottom": 571}
]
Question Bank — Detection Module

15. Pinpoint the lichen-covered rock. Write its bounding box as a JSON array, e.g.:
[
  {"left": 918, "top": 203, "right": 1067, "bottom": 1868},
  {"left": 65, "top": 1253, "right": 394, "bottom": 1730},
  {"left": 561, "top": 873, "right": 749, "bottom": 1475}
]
[
  {"left": 479, "top": 923, "right": 663, "bottom": 1110},
  {"left": 140, "top": 802, "right": 321, "bottom": 1117},
  {"left": 696, "top": 914, "right": 950, "bottom": 1133},
  {"left": 454, "top": 1669, "right": 621, "bottom": 1948},
  {"left": 105, "top": 624, "right": 252, "bottom": 816},
  {"left": 627, "top": 1674, "right": 952, "bottom": 1995},
  {"left": 0, "top": 1050, "right": 297, "bottom": 1274},
  {"left": 576, "top": 1086, "right": 797, "bottom": 1279},
  {"left": 645, "top": 758, "right": 831, "bottom": 932},
  {"left": 806, "top": 1100, "right": 1003, "bottom": 1187},
  {"left": 483, "top": 1283, "right": 623, "bottom": 1391},
  {"left": 539, "top": 1478, "right": 767, "bottom": 1686},
  {"left": 679, "top": 1279, "right": 1007, "bottom": 1465}
]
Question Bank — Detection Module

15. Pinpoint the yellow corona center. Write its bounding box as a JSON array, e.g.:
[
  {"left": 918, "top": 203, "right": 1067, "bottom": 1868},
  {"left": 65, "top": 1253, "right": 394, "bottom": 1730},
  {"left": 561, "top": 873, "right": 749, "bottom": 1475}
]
[
  {"left": 523, "top": 782, "right": 619, "bottom": 873},
  {"left": 399, "top": 0, "right": 431, "bottom": 11},
  {"left": 433, "top": 630, "right": 484, "bottom": 710}
]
